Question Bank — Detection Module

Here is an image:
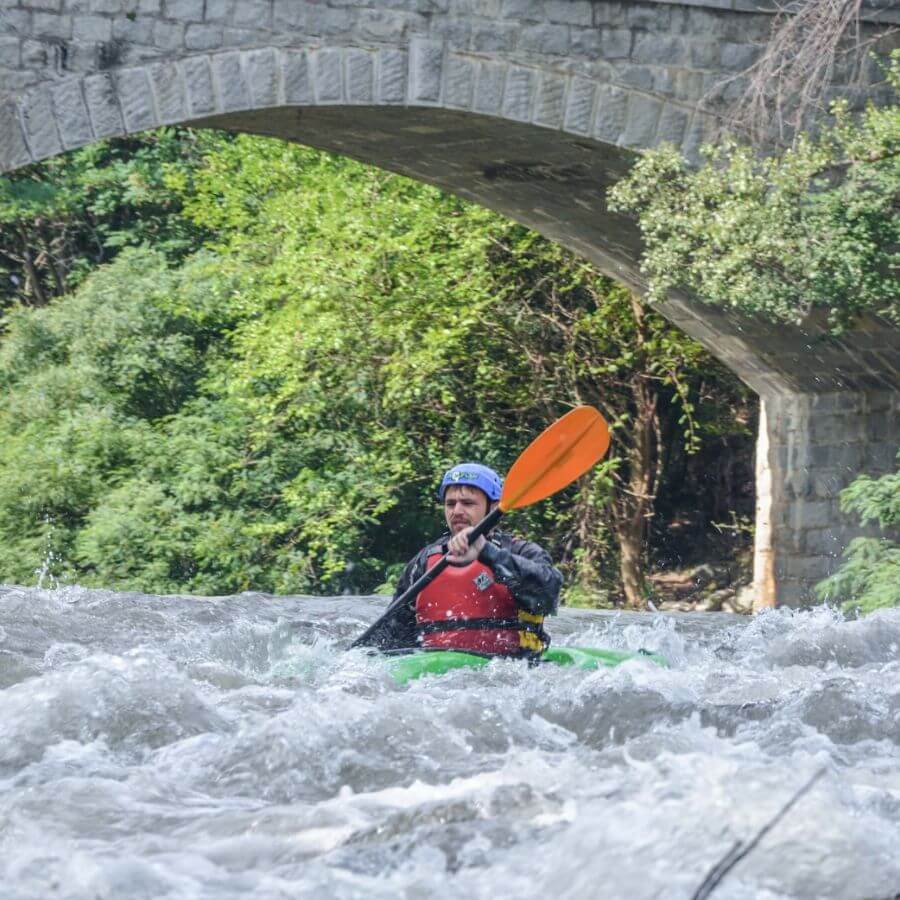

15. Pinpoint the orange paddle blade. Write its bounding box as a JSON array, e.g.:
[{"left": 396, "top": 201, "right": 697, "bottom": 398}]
[{"left": 499, "top": 406, "right": 610, "bottom": 512}]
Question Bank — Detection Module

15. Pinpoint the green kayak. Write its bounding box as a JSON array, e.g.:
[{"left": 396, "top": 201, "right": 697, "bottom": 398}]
[{"left": 387, "top": 646, "right": 668, "bottom": 685}]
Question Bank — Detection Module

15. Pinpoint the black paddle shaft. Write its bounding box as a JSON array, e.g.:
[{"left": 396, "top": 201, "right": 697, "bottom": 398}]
[{"left": 351, "top": 505, "right": 504, "bottom": 648}]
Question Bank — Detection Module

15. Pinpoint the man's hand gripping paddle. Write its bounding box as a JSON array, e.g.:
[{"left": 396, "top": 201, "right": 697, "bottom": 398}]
[{"left": 351, "top": 406, "right": 610, "bottom": 649}]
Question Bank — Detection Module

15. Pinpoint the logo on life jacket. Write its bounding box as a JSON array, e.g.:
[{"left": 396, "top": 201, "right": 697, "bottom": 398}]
[{"left": 473, "top": 571, "right": 493, "bottom": 591}]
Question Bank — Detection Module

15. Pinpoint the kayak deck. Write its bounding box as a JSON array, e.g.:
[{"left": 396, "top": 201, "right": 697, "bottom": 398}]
[{"left": 386, "top": 646, "right": 668, "bottom": 685}]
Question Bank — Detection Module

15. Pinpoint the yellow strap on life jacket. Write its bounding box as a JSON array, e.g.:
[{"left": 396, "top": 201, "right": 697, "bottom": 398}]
[{"left": 517, "top": 610, "right": 546, "bottom": 653}]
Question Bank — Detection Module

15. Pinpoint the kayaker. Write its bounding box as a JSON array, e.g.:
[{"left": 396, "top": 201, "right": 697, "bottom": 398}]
[{"left": 360, "top": 463, "right": 562, "bottom": 656}]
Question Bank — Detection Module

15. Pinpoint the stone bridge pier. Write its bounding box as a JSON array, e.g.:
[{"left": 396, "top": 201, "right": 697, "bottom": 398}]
[{"left": 1, "top": 0, "right": 898, "bottom": 606}]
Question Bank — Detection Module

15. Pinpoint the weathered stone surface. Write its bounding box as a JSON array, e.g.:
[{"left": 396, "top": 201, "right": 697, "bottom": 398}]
[
  {"left": 535, "top": 72, "right": 565, "bottom": 128},
  {"left": 473, "top": 60, "right": 503, "bottom": 114},
  {"left": 181, "top": 54, "right": 214, "bottom": 114},
  {"left": 21, "top": 85, "right": 61, "bottom": 158},
  {"left": 502, "top": 65, "right": 534, "bottom": 122},
  {"left": 211, "top": 50, "right": 247, "bottom": 111},
  {"left": 246, "top": 47, "right": 279, "bottom": 107},
  {"left": 377, "top": 48, "right": 406, "bottom": 103},
  {"left": 51, "top": 77, "right": 92, "bottom": 146},
  {"left": 409, "top": 38, "right": 442, "bottom": 103},
  {"left": 84, "top": 71, "right": 123, "bottom": 136},
  {"left": 282, "top": 48, "right": 312, "bottom": 103},
  {"left": 116, "top": 66, "right": 156, "bottom": 130},
  {"left": 346, "top": 48, "right": 373, "bottom": 103},
  {"left": 315, "top": 48, "right": 343, "bottom": 102},
  {"left": 149, "top": 60, "right": 185, "bottom": 122},
  {"left": 563, "top": 76, "right": 595, "bottom": 134}
]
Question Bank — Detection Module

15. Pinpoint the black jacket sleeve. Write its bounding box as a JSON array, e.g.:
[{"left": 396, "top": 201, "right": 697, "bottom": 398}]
[{"left": 478, "top": 532, "right": 562, "bottom": 616}]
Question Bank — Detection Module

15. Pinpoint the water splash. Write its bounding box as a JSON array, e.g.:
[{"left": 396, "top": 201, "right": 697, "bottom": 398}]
[{"left": 0, "top": 586, "right": 897, "bottom": 898}]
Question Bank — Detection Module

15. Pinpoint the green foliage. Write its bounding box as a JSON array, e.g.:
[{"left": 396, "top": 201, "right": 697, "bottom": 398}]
[
  {"left": 0, "top": 129, "right": 221, "bottom": 309},
  {"left": 609, "top": 51, "right": 900, "bottom": 332},
  {"left": 816, "top": 454, "right": 900, "bottom": 614},
  {"left": 0, "top": 133, "right": 753, "bottom": 599}
]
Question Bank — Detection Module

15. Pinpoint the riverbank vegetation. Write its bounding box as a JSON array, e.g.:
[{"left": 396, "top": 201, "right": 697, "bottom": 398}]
[
  {"left": 612, "top": 50, "right": 900, "bottom": 613},
  {"left": 0, "top": 132, "right": 755, "bottom": 607}
]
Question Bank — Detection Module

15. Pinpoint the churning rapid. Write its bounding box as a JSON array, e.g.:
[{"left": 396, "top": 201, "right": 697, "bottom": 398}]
[{"left": 0, "top": 585, "right": 898, "bottom": 900}]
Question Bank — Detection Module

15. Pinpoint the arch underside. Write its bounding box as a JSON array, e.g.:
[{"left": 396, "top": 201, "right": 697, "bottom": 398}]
[{"left": 198, "top": 103, "right": 900, "bottom": 397}]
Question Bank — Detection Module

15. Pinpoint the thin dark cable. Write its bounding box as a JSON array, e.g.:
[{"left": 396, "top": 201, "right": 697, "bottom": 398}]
[{"left": 691, "top": 767, "right": 828, "bottom": 900}]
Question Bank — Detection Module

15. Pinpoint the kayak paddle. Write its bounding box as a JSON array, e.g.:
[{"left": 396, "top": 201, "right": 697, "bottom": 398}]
[{"left": 351, "top": 405, "right": 610, "bottom": 649}]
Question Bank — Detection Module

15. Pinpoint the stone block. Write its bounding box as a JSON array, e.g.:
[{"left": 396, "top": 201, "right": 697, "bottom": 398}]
[
  {"left": 138, "top": 0, "right": 161, "bottom": 12},
  {"left": 600, "top": 27, "right": 631, "bottom": 59},
  {"left": 720, "top": 40, "right": 762, "bottom": 72},
  {"left": 563, "top": 76, "right": 595, "bottom": 134},
  {"left": 51, "top": 77, "right": 92, "bottom": 147},
  {"left": 113, "top": 15, "right": 155, "bottom": 43},
  {"left": 84, "top": 71, "right": 123, "bottom": 137},
  {"left": 346, "top": 48, "right": 373, "bottom": 103},
  {"left": 306, "top": 4, "right": 350, "bottom": 36},
  {"left": 444, "top": 55, "right": 474, "bottom": 108},
  {"left": 0, "top": 37, "right": 20, "bottom": 68},
  {"left": 356, "top": 9, "right": 407, "bottom": 41},
  {"left": 430, "top": 18, "right": 471, "bottom": 51},
  {"left": 314, "top": 48, "right": 343, "bottom": 102},
  {"left": 633, "top": 33, "right": 688, "bottom": 66},
  {"left": 534, "top": 72, "right": 565, "bottom": 128},
  {"left": 592, "top": 82, "right": 626, "bottom": 143},
  {"left": 410, "top": 38, "right": 442, "bottom": 103},
  {"left": 273, "top": 0, "right": 306, "bottom": 29},
  {"left": 73, "top": 15, "right": 113, "bottom": 42},
  {"left": 90, "top": 0, "right": 122, "bottom": 11},
  {"left": 616, "top": 63, "right": 654, "bottom": 93},
  {"left": 690, "top": 40, "right": 719, "bottom": 69},
  {"left": 502, "top": 65, "right": 534, "bottom": 122},
  {"left": 21, "top": 85, "right": 61, "bottom": 159},
  {"left": 377, "top": 48, "right": 407, "bottom": 103},
  {"left": 164, "top": 0, "right": 202, "bottom": 21},
  {"left": 33, "top": 11, "right": 72, "bottom": 38},
  {"left": 182, "top": 54, "right": 215, "bottom": 114},
  {"left": 116, "top": 66, "right": 156, "bottom": 131},
  {"left": 212, "top": 50, "right": 247, "bottom": 111},
  {"left": 655, "top": 103, "right": 688, "bottom": 146},
  {"left": 154, "top": 19, "right": 184, "bottom": 50},
  {"left": 545, "top": 0, "right": 591, "bottom": 27},
  {"left": 246, "top": 49, "right": 279, "bottom": 107},
  {"left": 21, "top": 39, "right": 49, "bottom": 68},
  {"left": 282, "top": 48, "right": 311, "bottom": 104},
  {"left": 621, "top": 93, "right": 662, "bottom": 147},
  {"left": 204, "top": 0, "right": 233, "bottom": 23},
  {"left": 149, "top": 60, "right": 185, "bottom": 123},
  {"left": 500, "top": 0, "right": 541, "bottom": 20},
  {"left": 232, "top": 0, "right": 270, "bottom": 28},
  {"left": 473, "top": 60, "right": 504, "bottom": 114},
  {"left": 472, "top": 24, "right": 517, "bottom": 53},
  {"left": 224, "top": 28, "right": 258, "bottom": 46},
  {"left": 185, "top": 23, "right": 223, "bottom": 50},
  {"left": 626, "top": 4, "right": 669, "bottom": 30},
  {"left": 519, "top": 24, "right": 569, "bottom": 56},
  {"left": 569, "top": 27, "right": 602, "bottom": 59}
]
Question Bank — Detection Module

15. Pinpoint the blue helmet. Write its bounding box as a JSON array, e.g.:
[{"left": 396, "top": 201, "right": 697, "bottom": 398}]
[{"left": 438, "top": 463, "right": 503, "bottom": 502}]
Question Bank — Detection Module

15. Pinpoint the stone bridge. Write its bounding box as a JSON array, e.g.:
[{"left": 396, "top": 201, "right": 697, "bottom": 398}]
[{"left": 1, "top": 0, "right": 899, "bottom": 607}]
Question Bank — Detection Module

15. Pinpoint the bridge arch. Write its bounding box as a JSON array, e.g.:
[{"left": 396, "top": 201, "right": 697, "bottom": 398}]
[{"left": 1, "top": 2, "right": 899, "bottom": 607}]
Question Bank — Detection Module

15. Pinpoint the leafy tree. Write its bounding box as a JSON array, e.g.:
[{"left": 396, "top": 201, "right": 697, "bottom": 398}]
[
  {"left": 0, "top": 129, "right": 221, "bottom": 310},
  {"left": 609, "top": 51, "right": 900, "bottom": 332},
  {"left": 0, "top": 134, "right": 754, "bottom": 604},
  {"left": 816, "top": 455, "right": 900, "bottom": 614}
]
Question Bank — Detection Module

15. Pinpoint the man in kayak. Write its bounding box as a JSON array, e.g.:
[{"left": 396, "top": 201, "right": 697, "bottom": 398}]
[{"left": 358, "top": 463, "right": 562, "bottom": 656}]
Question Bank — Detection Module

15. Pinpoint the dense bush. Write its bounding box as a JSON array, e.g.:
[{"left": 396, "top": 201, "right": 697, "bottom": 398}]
[{"left": 0, "top": 134, "right": 754, "bottom": 603}]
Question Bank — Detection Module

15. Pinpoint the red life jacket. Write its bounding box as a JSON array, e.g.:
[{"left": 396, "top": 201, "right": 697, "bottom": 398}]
[{"left": 415, "top": 551, "right": 546, "bottom": 656}]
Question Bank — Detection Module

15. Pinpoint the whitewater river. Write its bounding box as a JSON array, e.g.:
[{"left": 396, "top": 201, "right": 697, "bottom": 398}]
[{"left": 0, "top": 584, "right": 898, "bottom": 899}]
